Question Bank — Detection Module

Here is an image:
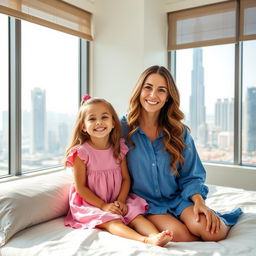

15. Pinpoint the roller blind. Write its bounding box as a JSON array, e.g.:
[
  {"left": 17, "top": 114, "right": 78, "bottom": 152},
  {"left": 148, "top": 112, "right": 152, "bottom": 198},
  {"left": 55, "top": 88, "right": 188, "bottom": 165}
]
[
  {"left": 0, "top": 0, "right": 92, "bottom": 40},
  {"left": 168, "top": 1, "right": 237, "bottom": 50},
  {"left": 240, "top": 0, "right": 256, "bottom": 40}
]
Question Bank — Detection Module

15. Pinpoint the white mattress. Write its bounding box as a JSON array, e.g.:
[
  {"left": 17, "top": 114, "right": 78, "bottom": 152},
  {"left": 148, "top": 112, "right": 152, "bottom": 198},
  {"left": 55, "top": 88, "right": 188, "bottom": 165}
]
[{"left": 1, "top": 184, "right": 256, "bottom": 256}]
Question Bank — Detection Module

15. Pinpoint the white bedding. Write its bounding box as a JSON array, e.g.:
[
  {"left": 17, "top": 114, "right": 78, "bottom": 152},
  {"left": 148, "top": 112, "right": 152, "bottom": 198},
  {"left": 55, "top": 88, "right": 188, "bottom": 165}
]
[{"left": 1, "top": 184, "right": 256, "bottom": 256}]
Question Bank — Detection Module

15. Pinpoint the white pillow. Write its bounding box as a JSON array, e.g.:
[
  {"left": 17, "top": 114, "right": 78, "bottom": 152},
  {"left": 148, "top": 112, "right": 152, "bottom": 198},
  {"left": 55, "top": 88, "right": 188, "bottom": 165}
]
[{"left": 0, "top": 170, "right": 73, "bottom": 247}]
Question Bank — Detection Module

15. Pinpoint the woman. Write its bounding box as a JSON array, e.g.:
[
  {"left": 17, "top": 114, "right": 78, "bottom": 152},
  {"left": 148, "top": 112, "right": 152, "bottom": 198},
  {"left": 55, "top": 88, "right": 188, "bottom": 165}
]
[{"left": 121, "top": 65, "right": 242, "bottom": 242}]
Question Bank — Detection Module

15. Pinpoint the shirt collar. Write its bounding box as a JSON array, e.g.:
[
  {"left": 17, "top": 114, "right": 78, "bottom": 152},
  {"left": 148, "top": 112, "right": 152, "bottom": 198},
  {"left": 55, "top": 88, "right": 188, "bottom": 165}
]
[{"left": 137, "top": 127, "right": 164, "bottom": 139}]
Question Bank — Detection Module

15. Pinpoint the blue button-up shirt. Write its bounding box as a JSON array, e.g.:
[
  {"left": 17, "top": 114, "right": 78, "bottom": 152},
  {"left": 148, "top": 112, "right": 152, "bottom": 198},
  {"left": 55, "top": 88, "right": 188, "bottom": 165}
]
[{"left": 121, "top": 116, "right": 208, "bottom": 216}]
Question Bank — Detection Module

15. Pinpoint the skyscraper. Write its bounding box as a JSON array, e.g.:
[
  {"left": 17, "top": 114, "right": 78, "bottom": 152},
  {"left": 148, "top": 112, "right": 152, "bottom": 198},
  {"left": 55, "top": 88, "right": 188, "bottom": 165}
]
[
  {"left": 214, "top": 98, "right": 234, "bottom": 150},
  {"left": 246, "top": 87, "right": 256, "bottom": 153},
  {"left": 189, "top": 48, "right": 207, "bottom": 142},
  {"left": 215, "top": 98, "right": 234, "bottom": 132},
  {"left": 58, "top": 122, "right": 68, "bottom": 153},
  {"left": 31, "top": 88, "right": 46, "bottom": 154}
]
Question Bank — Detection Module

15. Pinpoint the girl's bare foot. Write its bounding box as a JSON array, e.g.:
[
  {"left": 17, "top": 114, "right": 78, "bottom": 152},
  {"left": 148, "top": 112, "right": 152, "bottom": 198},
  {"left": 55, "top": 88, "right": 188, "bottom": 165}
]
[{"left": 144, "top": 230, "right": 173, "bottom": 247}]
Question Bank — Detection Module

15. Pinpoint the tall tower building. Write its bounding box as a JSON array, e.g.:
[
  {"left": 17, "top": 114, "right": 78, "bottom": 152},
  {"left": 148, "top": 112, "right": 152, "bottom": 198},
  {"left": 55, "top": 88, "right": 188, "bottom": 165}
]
[
  {"left": 31, "top": 88, "right": 46, "bottom": 154},
  {"left": 58, "top": 122, "right": 68, "bottom": 153},
  {"left": 215, "top": 99, "right": 222, "bottom": 128},
  {"left": 228, "top": 98, "right": 234, "bottom": 132},
  {"left": 246, "top": 87, "right": 256, "bottom": 153},
  {"left": 214, "top": 98, "right": 234, "bottom": 132},
  {"left": 221, "top": 98, "right": 229, "bottom": 131},
  {"left": 189, "top": 48, "right": 206, "bottom": 141}
]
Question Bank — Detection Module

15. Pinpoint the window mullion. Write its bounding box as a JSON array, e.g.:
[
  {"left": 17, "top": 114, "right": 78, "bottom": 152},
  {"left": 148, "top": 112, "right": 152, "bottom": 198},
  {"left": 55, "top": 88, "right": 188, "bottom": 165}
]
[
  {"left": 9, "top": 17, "right": 21, "bottom": 175},
  {"left": 168, "top": 51, "right": 176, "bottom": 80},
  {"left": 234, "top": 42, "right": 243, "bottom": 165},
  {"left": 79, "top": 39, "right": 89, "bottom": 106}
]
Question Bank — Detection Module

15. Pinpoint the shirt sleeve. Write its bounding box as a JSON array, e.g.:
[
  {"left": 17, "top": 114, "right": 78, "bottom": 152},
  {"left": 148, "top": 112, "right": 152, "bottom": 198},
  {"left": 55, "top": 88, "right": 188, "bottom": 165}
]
[
  {"left": 66, "top": 145, "right": 89, "bottom": 167},
  {"left": 178, "top": 129, "right": 209, "bottom": 200},
  {"left": 119, "top": 138, "right": 129, "bottom": 160}
]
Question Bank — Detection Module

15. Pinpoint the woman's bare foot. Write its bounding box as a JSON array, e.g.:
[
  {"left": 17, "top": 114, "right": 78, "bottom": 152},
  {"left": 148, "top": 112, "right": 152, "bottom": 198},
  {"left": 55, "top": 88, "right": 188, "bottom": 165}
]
[{"left": 144, "top": 230, "right": 173, "bottom": 247}]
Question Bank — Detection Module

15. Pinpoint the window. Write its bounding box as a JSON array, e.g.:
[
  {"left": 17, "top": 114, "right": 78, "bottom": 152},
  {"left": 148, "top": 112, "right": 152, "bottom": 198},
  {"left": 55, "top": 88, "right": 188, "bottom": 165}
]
[
  {"left": 168, "top": 0, "right": 256, "bottom": 167},
  {"left": 0, "top": 14, "right": 89, "bottom": 178},
  {"left": 175, "top": 44, "right": 235, "bottom": 163},
  {"left": 0, "top": 14, "right": 9, "bottom": 177},
  {"left": 21, "top": 21, "right": 80, "bottom": 172},
  {"left": 242, "top": 40, "right": 256, "bottom": 166}
]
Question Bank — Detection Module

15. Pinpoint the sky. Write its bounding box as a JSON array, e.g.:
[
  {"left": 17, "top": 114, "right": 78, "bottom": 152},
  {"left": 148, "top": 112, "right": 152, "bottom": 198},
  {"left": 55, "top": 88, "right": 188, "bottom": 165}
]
[
  {"left": 0, "top": 16, "right": 79, "bottom": 121},
  {"left": 176, "top": 42, "right": 256, "bottom": 116}
]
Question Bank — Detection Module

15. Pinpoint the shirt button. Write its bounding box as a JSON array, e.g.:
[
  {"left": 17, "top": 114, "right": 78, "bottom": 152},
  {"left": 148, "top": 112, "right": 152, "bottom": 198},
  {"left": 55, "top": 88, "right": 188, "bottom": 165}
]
[
  {"left": 152, "top": 163, "right": 155, "bottom": 166},
  {"left": 156, "top": 189, "right": 159, "bottom": 193}
]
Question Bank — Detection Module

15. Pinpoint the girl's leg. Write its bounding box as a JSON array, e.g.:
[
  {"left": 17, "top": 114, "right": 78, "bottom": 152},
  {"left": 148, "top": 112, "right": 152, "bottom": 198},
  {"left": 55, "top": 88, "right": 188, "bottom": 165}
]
[
  {"left": 147, "top": 213, "right": 200, "bottom": 242},
  {"left": 180, "top": 206, "right": 230, "bottom": 241},
  {"left": 128, "top": 215, "right": 161, "bottom": 236},
  {"left": 98, "top": 218, "right": 171, "bottom": 246}
]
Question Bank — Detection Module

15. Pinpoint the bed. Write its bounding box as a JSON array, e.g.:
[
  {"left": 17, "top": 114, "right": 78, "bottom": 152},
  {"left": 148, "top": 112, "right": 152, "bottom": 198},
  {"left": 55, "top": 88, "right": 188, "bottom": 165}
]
[{"left": 0, "top": 170, "right": 256, "bottom": 256}]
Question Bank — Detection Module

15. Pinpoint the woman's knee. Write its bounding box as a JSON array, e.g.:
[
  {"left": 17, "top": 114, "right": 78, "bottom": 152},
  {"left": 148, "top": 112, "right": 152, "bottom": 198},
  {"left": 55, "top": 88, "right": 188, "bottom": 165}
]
[{"left": 185, "top": 214, "right": 230, "bottom": 241}]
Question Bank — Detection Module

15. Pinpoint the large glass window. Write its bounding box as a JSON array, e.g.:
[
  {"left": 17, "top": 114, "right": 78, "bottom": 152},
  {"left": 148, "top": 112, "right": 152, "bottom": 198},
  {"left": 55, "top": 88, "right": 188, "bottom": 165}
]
[
  {"left": 242, "top": 40, "right": 256, "bottom": 166},
  {"left": 175, "top": 44, "right": 235, "bottom": 163},
  {"left": 21, "top": 21, "right": 79, "bottom": 172},
  {"left": 0, "top": 14, "right": 9, "bottom": 177}
]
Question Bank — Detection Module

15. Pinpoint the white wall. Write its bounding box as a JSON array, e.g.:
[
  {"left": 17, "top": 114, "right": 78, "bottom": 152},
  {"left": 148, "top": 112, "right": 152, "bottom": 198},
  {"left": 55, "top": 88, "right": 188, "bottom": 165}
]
[{"left": 91, "top": 0, "right": 167, "bottom": 116}]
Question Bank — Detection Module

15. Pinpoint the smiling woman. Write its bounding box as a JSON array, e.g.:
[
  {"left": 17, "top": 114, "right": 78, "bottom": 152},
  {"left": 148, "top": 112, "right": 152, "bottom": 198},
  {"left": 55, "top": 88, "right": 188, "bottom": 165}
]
[
  {"left": 140, "top": 74, "right": 169, "bottom": 116},
  {"left": 121, "top": 65, "right": 242, "bottom": 242}
]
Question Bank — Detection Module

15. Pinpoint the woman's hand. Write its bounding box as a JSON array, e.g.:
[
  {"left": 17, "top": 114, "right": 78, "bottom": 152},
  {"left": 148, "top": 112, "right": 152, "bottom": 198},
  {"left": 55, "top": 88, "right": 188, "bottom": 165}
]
[
  {"left": 101, "top": 202, "right": 123, "bottom": 215},
  {"left": 114, "top": 201, "right": 128, "bottom": 216},
  {"left": 193, "top": 200, "right": 221, "bottom": 234}
]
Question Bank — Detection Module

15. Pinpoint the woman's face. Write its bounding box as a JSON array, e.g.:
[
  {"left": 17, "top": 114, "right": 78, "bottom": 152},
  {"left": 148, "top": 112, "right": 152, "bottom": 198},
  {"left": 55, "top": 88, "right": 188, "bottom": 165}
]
[{"left": 139, "top": 73, "right": 169, "bottom": 114}]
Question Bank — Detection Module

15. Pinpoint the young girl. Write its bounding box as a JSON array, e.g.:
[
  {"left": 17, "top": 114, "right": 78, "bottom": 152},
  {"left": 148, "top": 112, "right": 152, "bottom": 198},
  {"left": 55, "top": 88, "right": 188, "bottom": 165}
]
[{"left": 64, "top": 95, "right": 172, "bottom": 246}]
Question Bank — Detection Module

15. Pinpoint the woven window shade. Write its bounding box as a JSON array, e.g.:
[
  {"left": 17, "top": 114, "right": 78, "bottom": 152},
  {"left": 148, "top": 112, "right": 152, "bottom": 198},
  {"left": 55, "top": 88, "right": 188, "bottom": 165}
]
[
  {"left": 0, "top": 0, "right": 92, "bottom": 40},
  {"left": 240, "top": 0, "right": 256, "bottom": 41},
  {"left": 168, "top": 1, "right": 237, "bottom": 50}
]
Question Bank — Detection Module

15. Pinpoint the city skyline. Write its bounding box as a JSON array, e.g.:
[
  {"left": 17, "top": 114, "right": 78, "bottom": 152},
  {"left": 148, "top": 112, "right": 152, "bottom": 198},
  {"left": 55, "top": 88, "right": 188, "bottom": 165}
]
[
  {"left": 186, "top": 46, "right": 255, "bottom": 164},
  {"left": 0, "top": 87, "right": 76, "bottom": 174}
]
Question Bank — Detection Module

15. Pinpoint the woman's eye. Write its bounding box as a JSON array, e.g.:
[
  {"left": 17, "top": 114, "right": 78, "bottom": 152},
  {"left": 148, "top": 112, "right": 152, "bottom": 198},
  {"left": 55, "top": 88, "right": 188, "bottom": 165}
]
[
  {"left": 102, "top": 116, "right": 109, "bottom": 119},
  {"left": 88, "top": 118, "right": 95, "bottom": 121},
  {"left": 159, "top": 88, "right": 167, "bottom": 93},
  {"left": 144, "top": 86, "right": 152, "bottom": 90}
]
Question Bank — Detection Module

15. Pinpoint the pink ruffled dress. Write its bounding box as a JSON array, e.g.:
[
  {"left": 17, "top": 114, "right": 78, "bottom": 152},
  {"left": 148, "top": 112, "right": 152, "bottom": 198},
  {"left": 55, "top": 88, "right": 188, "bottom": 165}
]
[{"left": 64, "top": 139, "right": 148, "bottom": 229}]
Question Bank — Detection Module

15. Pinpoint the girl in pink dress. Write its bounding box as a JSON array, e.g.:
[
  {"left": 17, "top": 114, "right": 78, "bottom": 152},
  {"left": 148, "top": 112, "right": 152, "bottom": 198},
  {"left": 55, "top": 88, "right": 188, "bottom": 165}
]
[{"left": 64, "top": 95, "right": 172, "bottom": 246}]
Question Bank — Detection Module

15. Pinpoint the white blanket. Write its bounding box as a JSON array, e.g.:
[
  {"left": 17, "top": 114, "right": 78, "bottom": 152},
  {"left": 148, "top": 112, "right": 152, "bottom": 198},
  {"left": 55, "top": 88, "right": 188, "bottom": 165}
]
[{"left": 1, "top": 184, "right": 256, "bottom": 256}]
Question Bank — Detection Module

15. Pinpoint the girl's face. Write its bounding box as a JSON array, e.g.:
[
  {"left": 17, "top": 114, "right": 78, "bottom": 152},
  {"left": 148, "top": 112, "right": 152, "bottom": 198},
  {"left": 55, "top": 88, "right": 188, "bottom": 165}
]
[
  {"left": 139, "top": 73, "right": 169, "bottom": 114},
  {"left": 82, "top": 102, "right": 114, "bottom": 139}
]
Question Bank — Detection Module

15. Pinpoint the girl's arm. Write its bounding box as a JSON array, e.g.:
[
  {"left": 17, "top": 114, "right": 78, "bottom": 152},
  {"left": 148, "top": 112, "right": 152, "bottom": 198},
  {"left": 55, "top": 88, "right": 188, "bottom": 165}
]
[
  {"left": 114, "top": 157, "right": 130, "bottom": 215},
  {"left": 73, "top": 155, "right": 122, "bottom": 215},
  {"left": 117, "top": 156, "right": 131, "bottom": 203}
]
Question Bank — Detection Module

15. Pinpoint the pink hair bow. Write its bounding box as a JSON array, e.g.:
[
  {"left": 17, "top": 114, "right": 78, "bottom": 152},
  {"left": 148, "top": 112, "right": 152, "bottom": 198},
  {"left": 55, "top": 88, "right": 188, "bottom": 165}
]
[{"left": 82, "top": 94, "right": 91, "bottom": 101}]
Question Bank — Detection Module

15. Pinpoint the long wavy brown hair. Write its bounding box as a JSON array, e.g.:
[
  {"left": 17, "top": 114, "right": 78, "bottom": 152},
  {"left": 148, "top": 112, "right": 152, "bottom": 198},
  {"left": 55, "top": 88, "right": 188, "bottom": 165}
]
[
  {"left": 64, "top": 98, "right": 122, "bottom": 167},
  {"left": 127, "top": 65, "right": 188, "bottom": 175}
]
